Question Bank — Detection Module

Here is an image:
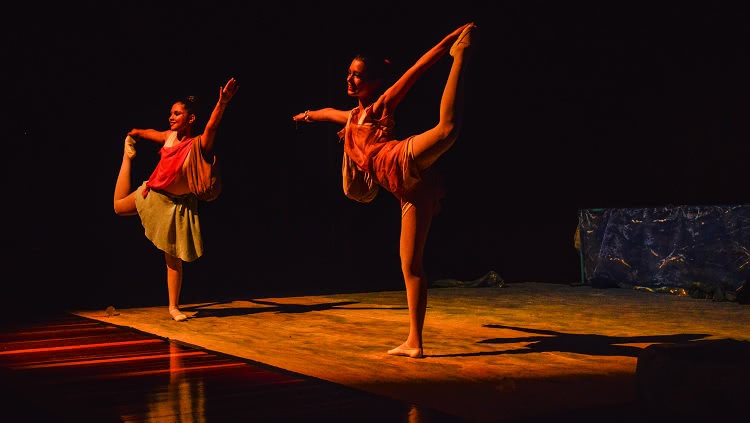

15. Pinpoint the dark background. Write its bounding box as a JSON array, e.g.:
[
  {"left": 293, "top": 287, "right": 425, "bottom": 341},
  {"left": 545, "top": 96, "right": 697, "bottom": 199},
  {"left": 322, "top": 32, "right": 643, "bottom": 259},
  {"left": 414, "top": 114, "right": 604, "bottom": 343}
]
[{"left": 4, "top": 1, "right": 749, "bottom": 313}]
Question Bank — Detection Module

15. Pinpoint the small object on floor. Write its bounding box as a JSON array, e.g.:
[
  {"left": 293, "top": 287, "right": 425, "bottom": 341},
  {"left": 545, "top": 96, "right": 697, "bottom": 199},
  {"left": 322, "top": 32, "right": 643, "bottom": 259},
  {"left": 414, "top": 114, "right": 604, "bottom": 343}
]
[
  {"left": 105, "top": 306, "right": 119, "bottom": 316},
  {"left": 387, "top": 345, "right": 424, "bottom": 359},
  {"left": 170, "top": 309, "right": 187, "bottom": 322},
  {"left": 433, "top": 270, "right": 504, "bottom": 288},
  {"left": 125, "top": 135, "right": 137, "bottom": 159}
]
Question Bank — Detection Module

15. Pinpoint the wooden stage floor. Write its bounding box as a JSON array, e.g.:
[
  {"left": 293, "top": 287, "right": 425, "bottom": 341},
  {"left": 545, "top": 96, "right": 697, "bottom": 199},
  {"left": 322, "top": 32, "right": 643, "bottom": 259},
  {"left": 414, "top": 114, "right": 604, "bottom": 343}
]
[{"left": 3, "top": 282, "right": 749, "bottom": 422}]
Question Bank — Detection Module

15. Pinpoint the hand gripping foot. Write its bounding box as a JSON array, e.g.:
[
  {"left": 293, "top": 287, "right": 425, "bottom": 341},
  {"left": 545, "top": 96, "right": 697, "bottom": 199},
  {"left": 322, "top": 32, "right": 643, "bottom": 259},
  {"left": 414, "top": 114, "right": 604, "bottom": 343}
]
[{"left": 450, "top": 24, "right": 477, "bottom": 57}]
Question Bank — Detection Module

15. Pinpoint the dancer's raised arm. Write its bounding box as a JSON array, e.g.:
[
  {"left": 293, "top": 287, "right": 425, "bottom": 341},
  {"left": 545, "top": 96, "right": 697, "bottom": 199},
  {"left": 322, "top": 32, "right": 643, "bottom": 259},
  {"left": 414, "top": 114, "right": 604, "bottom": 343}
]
[
  {"left": 375, "top": 23, "right": 475, "bottom": 115},
  {"left": 201, "top": 77, "right": 239, "bottom": 153}
]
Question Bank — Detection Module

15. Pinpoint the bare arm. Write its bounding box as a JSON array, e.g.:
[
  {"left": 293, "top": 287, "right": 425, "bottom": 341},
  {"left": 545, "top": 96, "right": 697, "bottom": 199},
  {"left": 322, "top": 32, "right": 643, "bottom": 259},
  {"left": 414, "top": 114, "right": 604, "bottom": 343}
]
[
  {"left": 292, "top": 107, "right": 350, "bottom": 126},
  {"left": 201, "top": 77, "right": 240, "bottom": 154},
  {"left": 374, "top": 22, "right": 473, "bottom": 116},
  {"left": 127, "top": 128, "right": 169, "bottom": 145}
]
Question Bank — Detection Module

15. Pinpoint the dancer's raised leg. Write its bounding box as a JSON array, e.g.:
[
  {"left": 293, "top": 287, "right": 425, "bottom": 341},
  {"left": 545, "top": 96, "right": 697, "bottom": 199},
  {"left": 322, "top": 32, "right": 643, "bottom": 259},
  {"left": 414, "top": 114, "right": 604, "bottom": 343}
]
[
  {"left": 114, "top": 135, "right": 138, "bottom": 216},
  {"left": 411, "top": 24, "right": 476, "bottom": 171}
]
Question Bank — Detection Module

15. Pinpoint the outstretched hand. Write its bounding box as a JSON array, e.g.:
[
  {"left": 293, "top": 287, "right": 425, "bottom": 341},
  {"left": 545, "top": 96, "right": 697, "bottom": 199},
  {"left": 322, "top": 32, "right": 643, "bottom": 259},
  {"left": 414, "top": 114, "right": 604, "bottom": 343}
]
[{"left": 219, "top": 77, "right": 239, "bottom": 105}]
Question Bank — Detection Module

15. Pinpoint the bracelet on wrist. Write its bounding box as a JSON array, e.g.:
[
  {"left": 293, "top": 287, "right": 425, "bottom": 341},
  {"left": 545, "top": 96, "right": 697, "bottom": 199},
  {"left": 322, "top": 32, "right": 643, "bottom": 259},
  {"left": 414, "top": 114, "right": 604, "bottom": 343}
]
[{"left": 303, "top": 110, "right": 311, "bottom": 122}]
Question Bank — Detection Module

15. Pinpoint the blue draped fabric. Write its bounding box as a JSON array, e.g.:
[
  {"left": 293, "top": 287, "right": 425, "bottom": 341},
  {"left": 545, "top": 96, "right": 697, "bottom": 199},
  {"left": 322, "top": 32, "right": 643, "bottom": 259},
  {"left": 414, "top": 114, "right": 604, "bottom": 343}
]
[{"left": 578, "top": 206, "right": 750, "bottom": 291}]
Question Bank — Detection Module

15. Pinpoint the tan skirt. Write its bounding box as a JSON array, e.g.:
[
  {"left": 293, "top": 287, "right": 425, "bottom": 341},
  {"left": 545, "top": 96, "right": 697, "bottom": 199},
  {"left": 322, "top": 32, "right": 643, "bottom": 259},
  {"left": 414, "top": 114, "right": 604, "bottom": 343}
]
[{"left": 135, "top": 181, "right": 203, "bottom": 262}]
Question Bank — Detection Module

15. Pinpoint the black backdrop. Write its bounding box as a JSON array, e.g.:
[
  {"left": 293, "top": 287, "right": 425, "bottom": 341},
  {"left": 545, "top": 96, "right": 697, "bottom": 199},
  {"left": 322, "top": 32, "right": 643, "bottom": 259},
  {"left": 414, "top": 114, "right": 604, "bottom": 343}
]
[{"left": 5, "top": 1, "right": 749, "bottom": 312}]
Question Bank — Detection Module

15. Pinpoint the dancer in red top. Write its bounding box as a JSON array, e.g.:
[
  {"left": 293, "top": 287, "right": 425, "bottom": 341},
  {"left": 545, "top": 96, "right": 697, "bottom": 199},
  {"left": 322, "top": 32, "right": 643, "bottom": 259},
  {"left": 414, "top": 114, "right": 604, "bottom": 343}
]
[
  {"left": 114, "top": 77, "right": 239, "bottom": 321},
  {"left": 293, "top": 23, "right": 477, "bottom": 357}
]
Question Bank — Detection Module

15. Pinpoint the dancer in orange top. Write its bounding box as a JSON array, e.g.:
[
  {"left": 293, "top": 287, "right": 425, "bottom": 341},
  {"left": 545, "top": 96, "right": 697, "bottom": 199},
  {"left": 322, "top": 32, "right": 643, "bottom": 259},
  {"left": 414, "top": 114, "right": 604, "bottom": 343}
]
[
  {"left": 114, "top": 77, "right": 239, "bottom": 321},
  {"left": 293, "top": 23, "right": 477, "bottom": 357}
]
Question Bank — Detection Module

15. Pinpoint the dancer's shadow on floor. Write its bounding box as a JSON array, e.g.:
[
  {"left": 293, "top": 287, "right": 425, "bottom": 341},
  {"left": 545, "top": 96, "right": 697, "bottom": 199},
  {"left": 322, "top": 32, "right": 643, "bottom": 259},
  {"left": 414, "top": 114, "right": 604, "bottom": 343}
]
[
  {"left": 184, "top": 299, "right": 407, "bottom": 318},
  {"left": 430, "top": 323, "right": 712, "bottom": 358}
]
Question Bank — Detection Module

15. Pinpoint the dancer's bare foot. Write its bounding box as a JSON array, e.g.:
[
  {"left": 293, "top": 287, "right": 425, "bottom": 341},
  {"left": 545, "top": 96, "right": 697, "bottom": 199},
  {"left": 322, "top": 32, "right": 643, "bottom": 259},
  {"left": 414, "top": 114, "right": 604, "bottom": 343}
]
[
  {"left": 169, "top": 308, "right": 187, "bottom": 322},
  {"left": 387, "top": 343, "right": 424, "bottom": 358},
  {"left": 125, "top": 135, "right": 137, "bottom": 159}
]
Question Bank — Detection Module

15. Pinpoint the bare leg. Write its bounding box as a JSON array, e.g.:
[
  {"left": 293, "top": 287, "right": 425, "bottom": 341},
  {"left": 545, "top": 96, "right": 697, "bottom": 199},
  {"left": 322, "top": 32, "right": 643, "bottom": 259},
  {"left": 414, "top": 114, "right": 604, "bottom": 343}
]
[
  {"left": 388, "top": 198, "right": 432, "bottom": 358},
  {"left": 165, "top": 253, "right": 187, "bottom": 321},
  {"left": 410, "top": 28, "right": 474, "bottom": 171},
  {"left": 114, "top": 139, "right": 138, "bottom": 216},
  {"left": 386, "top": 27, "right": 476, "bottom": 358}
]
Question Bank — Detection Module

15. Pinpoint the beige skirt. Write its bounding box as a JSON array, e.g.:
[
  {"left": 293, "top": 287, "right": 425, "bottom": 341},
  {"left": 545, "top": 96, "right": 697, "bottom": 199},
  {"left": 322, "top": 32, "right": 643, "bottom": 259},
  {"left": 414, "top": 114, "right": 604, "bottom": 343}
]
[{"left": 135, "top": 181, "right": 203, "bottom": 262}]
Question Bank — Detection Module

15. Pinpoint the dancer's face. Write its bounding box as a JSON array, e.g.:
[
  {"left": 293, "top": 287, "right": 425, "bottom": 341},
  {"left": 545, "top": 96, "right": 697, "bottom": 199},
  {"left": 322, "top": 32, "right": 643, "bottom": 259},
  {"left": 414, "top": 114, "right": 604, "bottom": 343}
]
[
  {"left": 168, "top": 102, "right": 195, "bottom": 131},
  {"left": 346, "top": 58, "right": 379, "bottom": 100}
]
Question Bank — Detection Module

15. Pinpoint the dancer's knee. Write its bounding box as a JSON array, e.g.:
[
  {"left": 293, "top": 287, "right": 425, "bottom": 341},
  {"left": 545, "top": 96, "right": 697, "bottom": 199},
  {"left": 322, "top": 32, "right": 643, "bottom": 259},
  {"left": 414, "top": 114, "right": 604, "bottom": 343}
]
[
  {"left": 165, "top": 253, "right": 182, "bottom": 270},
  {"left": 113, "top": 198, "right": 137, "bottom": 216},
  {"left": 401, "top": 262, "right": 425, "bottom": 281},
  {"left": 114, "top": 192, "right": 138, "bottom": 216},
  {"left": 113, "top": 201, "right": 130, "bottom": 216}
]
